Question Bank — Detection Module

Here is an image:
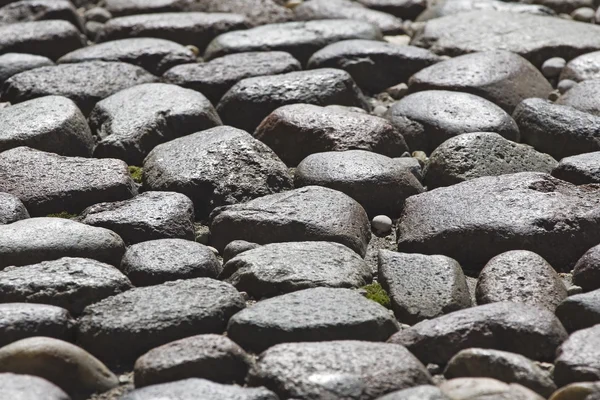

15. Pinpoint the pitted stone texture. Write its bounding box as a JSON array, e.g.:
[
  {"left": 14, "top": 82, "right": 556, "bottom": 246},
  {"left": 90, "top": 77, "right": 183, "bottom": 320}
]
[
  {"left": 556, "top": 289, "right": 600, "bottom": 332},
  {"left": 558, "top": 80, "right": 600, "bottom": 117},
  {"left": 248, "top": 341, "right": 432, "bottom": 400},
  {"left": 0, "top": 373, "right": 71, "bottom": 400},
  {"left": 0, "top": 0, "right": 84, "bottom": 30},
  {"left": 384, "top": 90, "right": 519, "bottom": 153},
  {"left": 89, "top": 83, "right": 221, "bottom": 165},
  {"left": 555, "top": 325, "right": 600, "bottom": 387},
  {"left": 163, "top": 51, "right": 301, "bottom": 104},
  {"left": 0, "top": 192, "right": 29, "bottom": 225},
  {"left": 221, "top": 241, "right": 372, "bottom": 298},
  {"left": 553, "top": 152, "right": 600, "bottom": 185},
  {"left": 77, "top": 278, "right": 245, "bottom": 367},
  {"left": 210, "top": 186, "right": 371, "bottom": 257},
  {"left": 0, "top": 147, "right": 137, "bottom": 216},
  {"left": 204, "top": 20, "right": 383, "bottom": 65},
  {"left": 217, "top": 68, "right": 370, "bottom": 133},
  {"left": 376, "top": 386, "right": 449, "bottom": 400},
  {"left": 0, "top": 53, "right": 53, "bottom": 84},
  {"left": 573, "top": 244, "right": 600, "bottom": 292},
  {"left": 228, "top": 287, "right": 399, "bottom": 353},
  {"left": 388, "top": 302, "right": 568, "bottom": 364},
  {"left": 1, "top": 61, "right": 158, "bottom": 116},
  {"left": 396, "top": 172, "right": 600, "bottom": 272},
  {"left": 561, "top": 51, "right": 600, "bottom": 82},
  {"left": 143, "top": 126, "right": 292, "bottom": 220},
  {"left": 255, "top": 104, "right": 408, "bottom": 166}
]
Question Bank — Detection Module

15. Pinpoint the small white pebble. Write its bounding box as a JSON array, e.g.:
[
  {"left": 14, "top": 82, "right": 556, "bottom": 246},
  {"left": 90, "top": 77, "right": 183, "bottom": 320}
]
[
  {"left": 207, "top": 246, "right": 219, "bottom": 255},
  {"left": 372, "top": 215, "right": 393, "bottom": 235},
  {"left": 571, "top": 6, "right": 595, "bottom": 22},
  {"left": 373, "top": 105, "right": 387, "bottom": 116},
  {"left": 558, "top": 79, "right": 577, "bottom": 94},
  {"left": 384, "top": 35, "right": 411, "bottom": 46},
  {"left": 541, "top": 57, "right": 566, "bottom": 78}
]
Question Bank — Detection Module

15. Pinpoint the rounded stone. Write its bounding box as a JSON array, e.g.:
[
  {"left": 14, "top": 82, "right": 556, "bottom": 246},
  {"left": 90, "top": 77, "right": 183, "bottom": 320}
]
[
  {"left": 557, "top": 79, "right": 600, "bottom": 116},
  {"left": 0, "top": 192, "right": 29, "bottom": 225},
  {"left": 561, "top": 51, "right": 600, "bottom": 82},
  {"left": 552, "top": 151, "right": 600, "bottom": 185},
  {"left": 0, "top": 373, "right": 71, "bottom": 400},
  {"left": 439, "top": 377, "right": 544, "bottom": 400},
  {"left": 222, "top": 240, "right": 261, "bottom": 263},
  {"left": 558, "top": 79, "right": 577, "bottom": 93},
  {"left": 542, "top": 57, "right": 566, "bottom": 78},
  {"left": 372, "top": 215, "right": 393, "bottom": 235},
  {"left": 555, "top": 324, "right": 600, "bottom": 387},
  {"left": 0, "top": 53, "right": 53, "bottom": 84},
  {"left": 571, "top": 6, "right": 595, "bottom": 21},
  {"left": 573, "top": 244, "right": 600, "bottom": 291}
]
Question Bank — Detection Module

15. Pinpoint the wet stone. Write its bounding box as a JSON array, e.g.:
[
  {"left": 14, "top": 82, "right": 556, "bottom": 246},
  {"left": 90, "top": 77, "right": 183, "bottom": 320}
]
[
  {"left": 0, "top": 372, "right": 71, "bottom": 400},
  {"left": 0, "top": 192, "right": 29, "bottom": 225},
  {"left": 0, "top": 53, "right": 53, "bottom": 84}
]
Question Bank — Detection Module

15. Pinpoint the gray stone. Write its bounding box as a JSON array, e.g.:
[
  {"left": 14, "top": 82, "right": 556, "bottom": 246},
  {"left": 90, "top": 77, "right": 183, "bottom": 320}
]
[
  {"left": 84, "top": 7, "right": 111, "bottom": 23},
  {"left": 307, "top": 40, "right": 440, "bottom": 93},
  {"left": 0, "top": 373, "right": 71, "bottom": 400},
  {"left": 0, "top": 0, "right": 84, "bottom": 30},
  {"left": 78, "top": 191, "right": 195, "bottom": 245},
  {"left": 89, "top": 83, "right": 221, "bottom": 165},
  {"left": 552, "top": 152, "right": 600, "bottom": 184},
  {"left": 408, "top": 51, "right": 552, "bottom": 113},
  {"left": 573, "top": 244, "right": 600, "bottom": 292},
  {"left": 227, "top": 287, "right": 398, "bottom": 353},
  {"left": 0, "top": 20, "right": 83, "bottom": 61},
  {"left": 77, "top": 278, "right": 245, "bottom": 367},
  {"left": 204, "top": 20, "right": 383, "bottom": 65},
  {"left": 416, "top": 0, "right": 555, "bottom": 21},
  {"left": 397, "top": 172, "right": 600, "bottom": 271},
  {"left": 444, "top": 348, "right": 556, "bottom": 397},
  {"left": 0, "top": 147, "right": 137, "bottom": 216},
  {"left": 255, "top": 104, "right": 408, "bottom": 166},
  {"left": 98, "top": 12, "right": 249, "bottom": 52},
  {"left": 542, "top": 57, "right": 566, "bottom": 78},
  {"left": 555, "top": 324, "right": 600, "bottom": 387},
  {"left": 163, "top": 51, "right": 301, "bottom": 104},
  {"left": 410, "top": 10, "right": 600, "bottom": 68},
  {"left": 439, "top": 377, "right": 544, "bottom": 400},
  {"left": 548, "top": 382, "right": 600, "bottom": 400},
  {"left": 143, "top": 126, "right": 292, "bottom": 220},
  {"left": 572, "top": 6, "right": 595, "bottom": 20},
  {"left": 210, "top": 186, "right": 371, "bottom": 256},
  {"left": 102, "top": 0, "right": 190, "bottom": 17},
  {"left": 1, "top": 61, "right": 157, "bottom": 116},
  {"left": 378, "top": 250, "right": 471, "bottom": 324},
  {"left": 388, "top": 302, "right": 568, "bottom": 364},
  {"left": 223, "top": 240, "right": 261, "bottom": 263},
  {"left": 558, "top": 80, "right": 600, "bottom": 116},
  {"left": 0, "top": 192, "right": 28, "bottom": 225},
  {"left": 0, "top": 96, "right": 93, "bottom": 156},
  {"left": 558, "top": 79, "right": 577, "bottom": 93},
  {"left": 556, "top": 289, "right": 600, "bottom": 332},
  {"left": 356, "top": 0, "right": 426, "bottom": 19},
  {"left": 0, "top": 52, "right": 53, "bottom": 84},
  {"left": 221, "top": 241, "right": 372, "bottom": 298},
  {"left": 372, "top": 215, "right": 393, "bottom": 236},
  {"left": 249, "top": 341, "right": 431, "bottom": 399},
  {"left": 0, "top": 257, "right": 132, "bottom": 315},
  {"left": 121, "top": 239, "right": 221, "bottom": 286},
  {"left": 512, "top": 98, "right": 600, "bottom": 160},
  {"left": 376, "top": 386, "right": 449, "bottom": 400},
  {"left": 560, "top": 51, "right": 600, "bottom": 82},
  {"left": 134, "top": 334, "right": 252, "bottom": 387},
  {"left": 190, "top": 0, "right": 294, "bottom": 27},
  {"left": 384, "top": 90, "right": 519, "bottom": 153},
  {"left": 217, "top": 68, "right": 370, "bottom": 133},
  {"left": 0, "top": 303, "right": 74, "bottom": 347}
]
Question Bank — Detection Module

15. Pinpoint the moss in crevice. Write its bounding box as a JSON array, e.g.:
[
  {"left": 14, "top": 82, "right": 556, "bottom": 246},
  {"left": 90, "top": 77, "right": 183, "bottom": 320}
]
[
  {"left": 362, "top": 282, "right": 391, "bottom": 309},
  {"left": 128, "top": 166, "right": 143, "bottom": 184},
  {"left": 46, "top": 211, "right": 77, "bottom": 219}
]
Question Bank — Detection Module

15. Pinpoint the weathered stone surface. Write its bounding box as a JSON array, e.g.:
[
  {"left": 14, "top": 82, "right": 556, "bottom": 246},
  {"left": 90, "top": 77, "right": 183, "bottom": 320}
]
[
  {"left": 191, "top": 0, "right": 294, "bottom": 27},
  {"left": 228, "top": 287, "right": 398, "bottom": 353},
  {"left": 513, "top": 98, "right": 600, "bottom": 160},
  {"left": 396, "top": 172, "right": 600, "bottom": 272},
  {"left": 416, "top": 0, "right": 554, "bottom": 21},
  {"left": 221, "top": 241, "right": 372, "bottom": 298},
  {"left": 217, "top": 68, "right": 370, "bottom": 133},
  {"left": 255, "top": 104, "right": 408, "bottom": 166},
  {"left": 77, "top": 278, "right": 245, "bottom": 366},
  {"left": 78, "top": 191, "right": 195, "bottom": 245},
  {"left": 444, "top": 348, "right": 557, "bottom": 397},
  {"left": 0, "top": 96, "right": 93, "bottom": 156},
  {"left": 98, "top": 12, "right": 249, "bottom": 52},
  {"left": 408, "top": 51, "right": 551, "bottom": 113},
  {"left": 573, "top": 244, "right": 600, "bottom": 292},
  {"left": 0, "top": 147, "right": 137, "bottom": 216},
  {"left": 204, "top": 20, "right": 383, "bottom": 65},
  {"left": 439, "top": 377, "right": 544, "bottom": 400},
  {"left": 356, "top": 0, "right": 426, "bottom": 19},
  {"left": 558, "top": 80, "right": 600, "bottom": 117},
  {"left": 308, "top": 40, "right": 440, "bottom": 93},
  {"left": 222, "top": 240, "right": 261, "bottom": 263},
  {"left": 425, "top": 132, "right": 557, "bottom": 189},
  {"left": 144, "top": 126, "right": 292, "bottom": 220},
  {"left": 555, "top": 325, "right": 600, "bottom": 387},
  {"left": 0, "top": 303, "right": 74, "bottom": 347},
  {"left": 163, "top": 51, "right": 301, "bottom": 104},
  {"left": 0, "top": 52, "right": 53, "bottom": 84},
  {"left": 0, "top": 373, "right": 71, "bottom": 400},
  {"left": 0, "top": 20, "right": 83, "bottom": 60},
  {"left": 0, "top": 257, "right": 132, "bottom": 315},
  {"left": 248, "top": 341, "right": 431, "bottom": 399},
  {"left": 210, "top": 186, "right": 371, "bottom": 256},
  {"left": 476, "top": 250, "right": 567, "bottom": 311},
  {"left": 549, "top": 382, "right": 600, "bottom": 400},
  {"left": 385, "top": 90, "right": 519, "bottom": 153},
  {"left": 378, "top": 250, "right": 471, "bottom": 324},
  {"left": 410, "top": 11, "right": 600, "bottom": 68},
  {"left": 556, "top": 290, "right": 600, "bottom": 332},
  {"left": 0, "top": 217, "right": 125, "bottom": 269},
  {"left": 388, "top": 302, "right": 568, "bottom": 364},
  {"left": 1, "top": 61, "right": 157, "bottom": 116},
  {"left": 0, "top": 0, "right": 83, "bottom": 29},
  {"left": 553, "top": 152, "right": 600, "bottom": 185},
  {"left": 377, "top": 386, "right": 449, "bottom": 400},
  {"left": 0, "top": 337, "right": 118, "bottom": 399},
  {"left": 0, "top": 192, "right": 28, "bottom": 225},
  {"left": 561, "top": 51, "right": 600, "bottom": 82},
  {"left": 89, "top": 83, "right": 221, "bottom": 165},
  {"left": 121, "top": 239, "right": 221, "bottom": 286},
  {"left": 134, "top": 334, "right": 252, "bottom": 387}
]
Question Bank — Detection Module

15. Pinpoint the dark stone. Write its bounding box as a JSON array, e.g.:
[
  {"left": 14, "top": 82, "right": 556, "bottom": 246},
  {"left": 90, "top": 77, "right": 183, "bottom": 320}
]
[
  {"left": 416, "top": 0, "right": 554, "bottom": 21},
  {"left": 0, "top": 373, "right": 70, "bottom": 400},
  {"left": 78, "top": 191, "right": 195, "bottom": 245},
  {"left": 0, "top": 96, "right": 94, "bottom": 156},
  {"left": 1, "top": 61, "right": 158, "bottom": 116},
  {"left": 0, "top": 192, "right": 29, "bottom": 225},
  {"left": 384, "top": 90, "right": 519, "bottom": 153},
  {"left": 376, "top": 386, "right": 449, "bottom": 400},
  {"left": 560, "top": 51, "right": 600, "bottom": 82},
  {"left": 439, "top": 377, "right": 545, "bottom": 400},
  {"left": 133, "top": 334, "right": 252, "bottom": 387},
  {"left": 121, "top": 239, "right": 221, "bottom": 286},
  {"left": 573, "top": 244, "right": 600, "bottom": 292},
  {"left": 555, "top": 325, "right": 600, "bottom": 387},
  {"left": 388, "top": 302, "right": 568, "bottom": 364},
  {"left": 210, "top": 186, "right": 371, "bottom": 256},
  {"left": 558, "top": 80, "right": 600, "bottom": 116},
  {"left": 308, "top": 40, "right": 440, "bottom": 93},
  {"left": 0, "top": 303, "right": 74, "bottom": 347},
  {"left": 222, "top": 240, "right": 261, "bottom": 263},
  {"left": 0, "top": 0, "right": 84, "bottom": 30},
  {"left": 103, "top": 0, "right": 190, "bottom": 17},
  {"left": 356, "top": 0, "right": 426, "bottom": 19},
  {"left": 0, "top": 147, "right": 137, "bottom": 216},
  {"left": 77, "top": 278, "right": 245, "bottom": 367},
  {"left": 227, "top": 287, "right": 398, "bottom": 353},
  {"left": 143, "top": 126, "right": 292, "bottom": 220},
  {"left": 378, "top": 250, "right": 471, "bottom": 324},
  {"left": 163, "top": 51, "right": 301, "bottom": 104},
  {"left": 248, "top": 341, "right": 432, "bottom": 399},
  {"left": 556, "top": 289, "right": 600, "bottom": 332},
  {"left": 0, "top": 53, "right": 53, "bottom": 84},
  {"left": 553, "top": 152, "right": 600, "bottom": 185},
  {"left": 255, "top": 104, "right": 408, "bottom": 166},
  {"left": 89, "top": 83, "right": 221, "bottom": 165},
  {"left": 217, "top": 68, "right": 370, "bottom": 133}
]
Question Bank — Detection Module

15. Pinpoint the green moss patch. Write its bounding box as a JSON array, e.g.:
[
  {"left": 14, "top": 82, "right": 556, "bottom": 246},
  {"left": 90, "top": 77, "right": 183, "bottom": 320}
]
[
  {"left": 362, "top": 282, "right": 391, "bottom": 309},
  {"left": 128, "top": 166, "right": 143, "bottom": 183}
]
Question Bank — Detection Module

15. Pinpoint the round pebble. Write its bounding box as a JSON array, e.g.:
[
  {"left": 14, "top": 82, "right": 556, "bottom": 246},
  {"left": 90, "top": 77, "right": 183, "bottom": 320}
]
[
  {"left": 372, "top": 215, "right": 393, "bottom": 235},
  {"left": 541, "top": 57, "right": 566, "bottom": 78},
  {"left": 571, "top": 7, "right": 596, "bottom": 22}
]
